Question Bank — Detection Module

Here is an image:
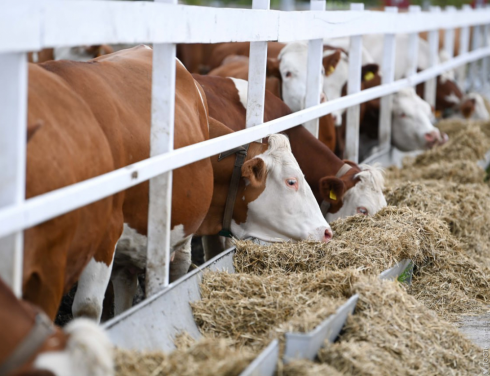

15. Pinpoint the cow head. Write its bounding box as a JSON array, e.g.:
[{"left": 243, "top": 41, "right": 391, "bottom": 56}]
[
  {"left": 323, "top": 48, "right": 349, "bottom": 125},
  {"left": 459, "top": 92, "right": 490, "bottom": 120},
  {"left": 319, "top": 163, "right": 387, "bottom": 222},
  {"left": 231, "top": 134, "right": 332, "bottom": 243},
  {"left": 436, "top": 73, "right": 463, "bottom": 113},
  {"left": 268, "top": 42, "right": 325, "bottom": 112},
  {"left": 392, "top": 87, "right": 448, "bottom": 151}
]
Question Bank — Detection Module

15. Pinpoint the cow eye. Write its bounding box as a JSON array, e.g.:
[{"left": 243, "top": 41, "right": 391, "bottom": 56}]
[
  {"left": 357, "top": 207, "right": 368, "bottom": 215},
  {"left": 400, "top": 112, "right": 406, "bottom": 118},
  {"left": 285, "top": 71, "right": 292, "bottom": 78},
  {"left": 285, "top": 178, "right": 298, "bottom": 191}
]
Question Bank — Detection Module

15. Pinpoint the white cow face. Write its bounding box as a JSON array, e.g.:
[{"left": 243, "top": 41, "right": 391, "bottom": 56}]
[
  {"left": 322, "top": 164, "right": 387, "bottom": 222},
  {"left": 323, "top": 50, "right": 349, "bottom": 125},
  {"left": 277, "top": 42, "right": 325, "bottom": 112},
  {"left": 231, "top": 134, "right": 333, "bottom": 243},
  {"left": 464, "top": 93, "right": 490, "bottom": 120},
  {"left": 392, "top": 87, "right": 448, "bottom": 151}
]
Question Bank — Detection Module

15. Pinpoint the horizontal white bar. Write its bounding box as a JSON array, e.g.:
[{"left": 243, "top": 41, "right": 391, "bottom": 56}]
[
  {"left": 0, "top": 45, "right": 489, "bottom": 238},
  {"left": 1, "top": 2, "right": 490, "bottom": 53}
]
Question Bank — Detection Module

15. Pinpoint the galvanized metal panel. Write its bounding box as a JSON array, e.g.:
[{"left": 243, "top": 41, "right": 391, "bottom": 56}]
[
  {"left": 283, "top": 294, "right": 359, "bottom": 363},
  {"left": 378, "top": 259, "right": 414, "bottom": 285},
  {"left": 240, "top": 340, "right": 279, "bottom": 376},
  {"left": 104, "top": 247, "right": 236, "bottom": 350},
  {"left": 0, "top": 53, "right": 27, "bottom": 297}
]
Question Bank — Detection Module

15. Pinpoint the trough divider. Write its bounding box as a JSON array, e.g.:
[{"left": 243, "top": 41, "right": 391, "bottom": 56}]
[{"left": 239, "top": 339, "right": 279, "bottom": 376}]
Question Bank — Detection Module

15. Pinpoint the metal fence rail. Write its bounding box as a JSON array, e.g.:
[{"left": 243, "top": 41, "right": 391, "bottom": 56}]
[{"left": 1, "top": 1, "right": 489, "bottom": 298}]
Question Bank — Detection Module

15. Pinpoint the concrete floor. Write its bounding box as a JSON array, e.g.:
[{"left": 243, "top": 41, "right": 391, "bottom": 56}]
[{"left": 458, "top": 313, "right": 490, "bottom": 349}]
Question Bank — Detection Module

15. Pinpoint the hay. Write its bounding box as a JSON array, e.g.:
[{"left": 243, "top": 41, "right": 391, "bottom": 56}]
[
  {"left": 385, "top": 180, "right": 490, "bottom": 262},
  {"left": 282, "top": 359, "right": 343, "bottom": 376},
  {"left": 407, "top": 126, "right": 490, "bottom": 167},
  {"left": 438, "top": 117, "right": 490, "bottom": 139},
  {"left": 318, "top": 277, "right": 483, "bottom": 376},
  {"left": 235, "top": 206, "right": 454, "bottom": 276},
  {"left": 385, "top": 159, "right": 486, "bottom": 185},
  {"left": 114, "top": 336, "right": 255, "bottom": 376},
  {"left": 191, "top": 271, "right": 348, "bottom": 349}
]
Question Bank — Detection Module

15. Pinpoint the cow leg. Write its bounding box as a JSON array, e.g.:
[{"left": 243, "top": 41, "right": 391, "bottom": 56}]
[
  {"left": 169, "top": 236, "right": 192, "bottom": 282},
  {"left": 202, "top": 234, "right": 231, "bottom": 261},
  {"left": 72, "top": 251, "right": 115, "bottom": 322},
  {"left": 111, "top": 265, "right": 138, "bottom": 316}
]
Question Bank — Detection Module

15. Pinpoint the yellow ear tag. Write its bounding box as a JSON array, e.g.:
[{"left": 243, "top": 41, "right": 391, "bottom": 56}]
[
  {"left": 435, "top": 110, "right": 442, "bottom": 118},
  {"left": 364, "top": 71, "right": 375, "bottom": 81},
  {"left": 329, "top": 190, "right": 337, "bottom": 200},
  {"left": 328, "top": 66, "right": 335, "bottom": 75}
]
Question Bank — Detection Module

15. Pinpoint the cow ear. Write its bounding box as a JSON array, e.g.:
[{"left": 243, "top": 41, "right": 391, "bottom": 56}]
[
  {"left": 27, "top": 120, "right": 43, "bottom": 142},
  {"left": 322, "top": 50, "right": 341, "bottom": 77},
  {"left": 361, "top": 64, "right": 379, "bottom": 82},
  {"left": 319, "top": 176, "right": 346, "bottom": 204},
  {"left": 242, "top": 158, "right": 266, "bottom": 188},
  {"left": 266, "top": 58, "right": 281, "bottom": 79}
]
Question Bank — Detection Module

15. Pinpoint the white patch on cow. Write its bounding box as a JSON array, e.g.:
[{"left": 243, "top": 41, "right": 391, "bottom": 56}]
[
  {"left": 229, "top": 77, "right": 249, "bottom": 109},
  {"left": 230, "top": 134, "right": 332, "bottom": 243},
  {"left": 326, "top": 164, "right": 387, "bottom": 222},
  {"left": 391, "top": 87, "right": 445, "bottom": 151},
  {"left": 143, "top": 44, "right": 152, "bottom": 50},
  {"left": 278, "top": 42, "right": 324, "bottom": 112},
  {"left": 111, "top": 223, "right": 190, "bottom": 314},
  {"left": 34, "top": 318, "right": 114, "bottom": 376},
  {"left": 466, "top": 92, "right": 490, "bottom": 120},
  {"left": 445, "top": 92, "right": 461, "bottom": 104},
  {"left": 72, "top": 252, "right": 114, "bottom": 323}
]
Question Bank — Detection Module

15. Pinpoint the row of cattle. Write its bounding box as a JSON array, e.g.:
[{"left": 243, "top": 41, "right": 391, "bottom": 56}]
[{"left": 1, "top": 30, "right": 484, "bottom": 373}]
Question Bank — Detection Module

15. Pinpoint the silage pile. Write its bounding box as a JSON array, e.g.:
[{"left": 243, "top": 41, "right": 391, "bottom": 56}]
[{"left": 317, "top": 277, "right": 483, "bottom": 376}]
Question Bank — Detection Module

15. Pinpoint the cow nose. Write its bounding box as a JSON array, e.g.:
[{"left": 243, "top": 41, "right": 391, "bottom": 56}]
[
  {"left": 323, "top": 228, "right": 333, "bottom": 243},
  {"left": 320, "top": 92, "right": 326, "bottom": 104},
  {"left": 424, "top": 130, "right": 442, "bottom": 148}
]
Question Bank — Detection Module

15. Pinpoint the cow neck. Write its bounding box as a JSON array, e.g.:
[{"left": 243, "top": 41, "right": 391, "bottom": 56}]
[
  {"left": 284, "top": 125, "right": 344, "bottom": 201},
  {"left": 217, "top": 143, "right": 250, "bottom": 238},
  {"left": 320, "top": 164, "right": 353, "bottom": 216}
]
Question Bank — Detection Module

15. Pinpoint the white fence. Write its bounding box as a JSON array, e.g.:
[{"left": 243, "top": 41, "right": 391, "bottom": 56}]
[{"left": 1, "top": 0, "right": 490, "bottom": 300}]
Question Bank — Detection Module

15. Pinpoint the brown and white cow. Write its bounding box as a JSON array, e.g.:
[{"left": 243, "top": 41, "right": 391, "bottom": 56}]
[
  {"left": 28, "top": 45, "right": 114, "bottom": 63},
  {"left": 0, "top": 277, "right": 113, "bottom": 376},
  {"left": 193, "top": 74, "right": 386, "bottom": 224}
]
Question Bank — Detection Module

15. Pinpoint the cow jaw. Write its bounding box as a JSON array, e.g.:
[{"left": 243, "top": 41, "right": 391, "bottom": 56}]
[{"left": 231, "top": 134, "right": 332, "bottom": 243}]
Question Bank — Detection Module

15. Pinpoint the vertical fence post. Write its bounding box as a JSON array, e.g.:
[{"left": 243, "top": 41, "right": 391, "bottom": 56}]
[
  {"left": 457, "top": 5, "right": 471, "bottom": 91},
  {"left": 481, "top": 15, "right": 490, "bottom": 94},
  {"left": 470, "top": 10, "right": 482, "bottom": 91},
  {"left": 407, "top": 5, "right": 421, "bottom": 77},
  {"left": 378, "top": 6, "right": 397, "bottom": 152},
  {"left": 344, "top": 2, "right": 364, "bottom": 163},
  {"left": 443, "top": 6, "right": 456, "bottom": 60},
  {"left": 146, "top": 0, "right": 177, "bottom": 297},
  {"left": 303, "top": 0, "right": 326, "bottom": 138},
  {"left": 246, "top": 0, "right": 270, "bottom": 128},
  {"left": 0, "top": 53, "right": 27, "bottom": 297},
  {"left": 424, "top": 6, "right": 440, "bottom": 109}
]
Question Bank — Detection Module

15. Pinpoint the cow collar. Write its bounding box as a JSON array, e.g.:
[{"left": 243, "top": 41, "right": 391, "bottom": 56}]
[
  {"left": 217, "top": 144, "right": 250, "bottom": 238},
  {"left": 320, "top": 163, "right": 353, "bottom": 216},
  {"left": 0, "top": 310, "right": 55, "bottom": 375}
]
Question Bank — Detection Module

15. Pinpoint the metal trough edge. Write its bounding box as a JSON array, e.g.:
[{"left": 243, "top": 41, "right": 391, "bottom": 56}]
[
  {"left": 240, "top": 339, "right": 279, "bottom": 376},
  {"left": 282, "top": 294, "right": 359, "bottom": 363},
  {"left": 103, "top": 246, "right": 236, "bottom": 351},
  {"left": 378, "top": 259, "right": 414, "bottom": 284},
  {"left": 282, "top": 259, "right": 414, "bottom": 363}
]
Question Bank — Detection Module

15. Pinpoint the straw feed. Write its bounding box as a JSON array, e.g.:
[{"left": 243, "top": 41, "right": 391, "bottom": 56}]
[
  {"left": 114, "top": 336, "right": 255, "bottom": 376},
  {"left": 191, "top": 270, "right": 348, "bottom": 349},
  {"left": 234, "top": 206, "right": 453, "bottom": 276},
  {"left": 318, "top": 277, "right": 483, "bottom": 376},
  {"left": 385, "top": 180, "right": 490, "bottom": 263},
  {"left": 406, "top": 126, "right": 490, "bottom": 167},
  {"left": 385, "top": 159, "right": 486, "bottom": 184}
]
